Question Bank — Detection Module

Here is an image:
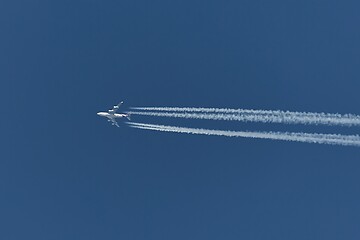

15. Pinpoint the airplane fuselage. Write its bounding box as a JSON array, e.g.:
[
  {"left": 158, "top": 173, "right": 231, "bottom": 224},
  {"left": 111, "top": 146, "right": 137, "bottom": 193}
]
[{"left": 97, "top": 112, "right": 128, "bottom": 119}]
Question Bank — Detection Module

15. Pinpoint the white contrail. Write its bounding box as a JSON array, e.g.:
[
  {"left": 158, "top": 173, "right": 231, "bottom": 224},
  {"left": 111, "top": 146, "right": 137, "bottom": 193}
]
[
  {"left": 127, "top": 122, "right": 360, "bottom": 147},
  {"left": 127, "top": 110, "right": 360, "bottom": 126},
  {"left": 129, "top": 107, "right": 360, "bottom": 126}
]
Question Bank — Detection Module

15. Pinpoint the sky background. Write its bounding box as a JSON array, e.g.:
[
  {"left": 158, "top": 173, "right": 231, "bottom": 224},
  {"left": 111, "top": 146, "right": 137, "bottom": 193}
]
[{"left": 2, "top": 0, "right": 360, "bottom": 239}]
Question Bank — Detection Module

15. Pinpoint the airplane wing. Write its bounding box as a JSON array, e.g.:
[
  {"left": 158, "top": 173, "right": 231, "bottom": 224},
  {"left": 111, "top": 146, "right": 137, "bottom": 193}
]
[
  {"left": 108, "top": 101, "right": 123, "bottom": 113},
  {"left": 110, "top": 118, "right": 120, "bottom": 127}
]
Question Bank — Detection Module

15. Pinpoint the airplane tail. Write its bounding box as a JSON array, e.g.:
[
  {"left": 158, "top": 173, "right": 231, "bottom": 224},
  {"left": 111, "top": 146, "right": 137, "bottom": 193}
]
[{"left": 126, "top": 113, "right": 131, "bottom": 121}]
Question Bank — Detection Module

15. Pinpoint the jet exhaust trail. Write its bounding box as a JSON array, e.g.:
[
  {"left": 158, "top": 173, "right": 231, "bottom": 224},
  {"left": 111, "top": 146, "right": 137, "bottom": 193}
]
[
  {"left": 129, "top": 107, "right": 360, "bottom": 126},
  {"left": 127, "top": 122, "right": 360, "bottom": 147}
]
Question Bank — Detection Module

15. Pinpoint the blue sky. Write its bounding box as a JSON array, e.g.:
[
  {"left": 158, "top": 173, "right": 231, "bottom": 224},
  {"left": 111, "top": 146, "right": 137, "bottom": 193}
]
[{"left": 2, "top": 0, "right": 360, "bottom": 239}]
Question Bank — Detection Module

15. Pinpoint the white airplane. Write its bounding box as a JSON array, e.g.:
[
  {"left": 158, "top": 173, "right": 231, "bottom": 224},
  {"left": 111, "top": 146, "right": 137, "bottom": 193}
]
[{"left": 97, "top": 101, "right": 131, "bottom": 127}]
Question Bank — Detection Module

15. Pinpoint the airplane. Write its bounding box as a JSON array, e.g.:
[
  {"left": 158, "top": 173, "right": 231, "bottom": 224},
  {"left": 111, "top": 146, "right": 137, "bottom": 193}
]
[{"left": 97, "top": 101, "right": 131, "bottom": 127}]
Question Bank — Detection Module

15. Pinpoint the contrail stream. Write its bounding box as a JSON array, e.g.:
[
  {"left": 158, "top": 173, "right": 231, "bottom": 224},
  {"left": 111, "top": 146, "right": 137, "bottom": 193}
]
[
  {"left": 127, "top": 122, "right": 360, "bottom": 147},
  {"left": 129, "top": 107, "right": 360, "bottom": 126}
]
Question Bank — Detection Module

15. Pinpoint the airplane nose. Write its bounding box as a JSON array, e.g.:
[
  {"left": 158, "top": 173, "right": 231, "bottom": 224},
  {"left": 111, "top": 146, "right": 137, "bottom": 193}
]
[{"left": 97, "top": 112, "right": 101, "bottom": 116}]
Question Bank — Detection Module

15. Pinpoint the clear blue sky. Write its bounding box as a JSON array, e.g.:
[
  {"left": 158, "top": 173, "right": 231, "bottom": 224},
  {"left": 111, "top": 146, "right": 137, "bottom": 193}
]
[{"left": 2, "top": 0, "right": 360, "bottom": 239}]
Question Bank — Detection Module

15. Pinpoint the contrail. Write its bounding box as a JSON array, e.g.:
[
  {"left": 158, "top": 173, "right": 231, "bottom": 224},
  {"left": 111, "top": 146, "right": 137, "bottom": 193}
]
[
  {"left": 129, "top": 107, "right": 360, "bottom": 126},
  {"left": 127, "top": 122, "right": 360, "bottom": 147}
]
